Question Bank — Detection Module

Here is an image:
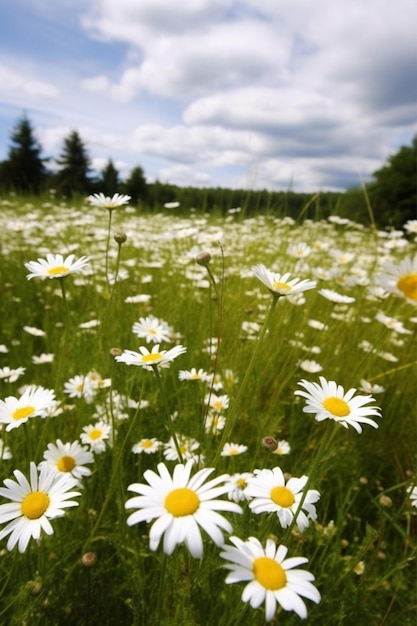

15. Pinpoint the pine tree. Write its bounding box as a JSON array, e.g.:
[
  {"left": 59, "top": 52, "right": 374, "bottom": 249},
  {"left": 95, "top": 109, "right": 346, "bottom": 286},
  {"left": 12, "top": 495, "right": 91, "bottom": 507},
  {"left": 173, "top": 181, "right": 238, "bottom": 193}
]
[
  {"left": 3, "top": 114, "right": 47, "bottom": 193},
  {"left": 123, "top": 165, "right": 147, "bottom": 204},
  {"left": 100, "top": 159, "right": 119, "bottom": 195},
  {"left": 55, "top": 130, "right": 91, "bottom": 197}
]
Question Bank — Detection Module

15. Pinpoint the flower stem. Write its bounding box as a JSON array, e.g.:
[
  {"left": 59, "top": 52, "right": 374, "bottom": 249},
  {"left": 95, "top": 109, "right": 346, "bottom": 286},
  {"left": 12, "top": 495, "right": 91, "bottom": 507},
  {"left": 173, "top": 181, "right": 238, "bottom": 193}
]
[
  {"left": 211, "top": 294, "right": 279, "bottom": 466},
  {"left": 152, "top": 366, "right": 184, "bottom": 463}
]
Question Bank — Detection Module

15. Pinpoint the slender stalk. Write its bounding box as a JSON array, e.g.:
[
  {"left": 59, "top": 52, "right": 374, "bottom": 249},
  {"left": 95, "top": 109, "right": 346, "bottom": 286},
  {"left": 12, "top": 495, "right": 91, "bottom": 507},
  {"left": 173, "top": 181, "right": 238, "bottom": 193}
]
[
  {"left": 211, "top": 294, "right": 279, "bottom": 466},
  {"left": 152, "top": 366, "right": 184, "bottom": 463},
  {"left": 105, "top": 208, "right": 113, "bottom": 287},
  {"left": 154, "top": 553, "right": 167, "bottom": 625}
]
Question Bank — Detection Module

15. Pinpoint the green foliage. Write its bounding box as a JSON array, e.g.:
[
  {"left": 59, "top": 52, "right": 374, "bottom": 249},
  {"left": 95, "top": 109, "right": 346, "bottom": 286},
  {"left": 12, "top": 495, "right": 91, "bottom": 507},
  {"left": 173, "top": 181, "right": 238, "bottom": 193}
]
[
  {"left": 369, "top": 136, "right": 417, "bottom": 228},
  {"left": 122, "top": 165, "right": 148, "bottom": 204},
  {"left": 99, "top": 159, "right": 120, "bottom": 196}
]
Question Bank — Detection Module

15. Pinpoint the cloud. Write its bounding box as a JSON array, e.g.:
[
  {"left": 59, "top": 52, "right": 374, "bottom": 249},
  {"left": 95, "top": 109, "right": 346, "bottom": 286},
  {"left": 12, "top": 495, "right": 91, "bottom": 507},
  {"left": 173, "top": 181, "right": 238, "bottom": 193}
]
[{"left": 0, "top": 63, "right": 59, "bottom": 101}]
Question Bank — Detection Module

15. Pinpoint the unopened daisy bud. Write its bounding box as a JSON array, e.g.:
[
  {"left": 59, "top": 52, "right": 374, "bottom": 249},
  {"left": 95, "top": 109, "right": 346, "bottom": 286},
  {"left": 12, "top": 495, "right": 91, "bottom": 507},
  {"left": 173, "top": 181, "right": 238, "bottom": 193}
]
[
  {"left": 261, "top": 436, "right": 278, "bottom": 452},
  {"left": 114, "top": 231, "right": 127, "bottom": 245},
  {"left": 81, "top": 552, "right": 97, "bottom": 567},
  {"left": 110, "top": 347, "right": 123, "bottom": 358},
  {"left": 196, "top": 252, "right": 211, "bottom": 266},
  {"left": 27, "top": 579, "right": 42, "bottom": 595},
  {"left": 379, "top": 494, "right": 392, "bottom": 508}
]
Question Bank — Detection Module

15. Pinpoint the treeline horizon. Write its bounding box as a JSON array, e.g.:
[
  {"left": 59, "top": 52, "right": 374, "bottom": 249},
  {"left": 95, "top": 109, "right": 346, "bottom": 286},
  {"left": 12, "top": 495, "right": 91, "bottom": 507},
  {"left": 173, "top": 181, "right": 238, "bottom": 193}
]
[{"left": 0, "top": 115, "right": 415, "bottom": 228}]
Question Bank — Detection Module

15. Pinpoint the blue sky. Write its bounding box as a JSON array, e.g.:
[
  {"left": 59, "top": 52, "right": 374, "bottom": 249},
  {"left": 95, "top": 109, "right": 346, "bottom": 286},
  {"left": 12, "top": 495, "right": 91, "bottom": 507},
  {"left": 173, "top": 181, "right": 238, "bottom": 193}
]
[{"left": 0, "top": 0, "right": 416, "bottom": 192}]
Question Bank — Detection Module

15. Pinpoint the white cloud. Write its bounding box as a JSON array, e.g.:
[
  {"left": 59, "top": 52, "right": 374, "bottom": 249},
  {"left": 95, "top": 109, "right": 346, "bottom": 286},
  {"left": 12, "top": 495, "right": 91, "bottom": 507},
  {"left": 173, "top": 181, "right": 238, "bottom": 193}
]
[{"left": 0, "top": 63, "right": 59, "bottom": 101}]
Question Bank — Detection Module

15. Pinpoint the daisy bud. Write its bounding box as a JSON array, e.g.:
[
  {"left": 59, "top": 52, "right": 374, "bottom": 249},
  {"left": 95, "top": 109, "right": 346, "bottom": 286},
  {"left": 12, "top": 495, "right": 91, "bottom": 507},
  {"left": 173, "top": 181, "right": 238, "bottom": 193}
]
[
  {"left": 114, "top": 232, "right": 127, "bottom": 245},
  {"left": 261, "top": 436, "right": 278, "bottom": 452},
  {"left": 378, "top": 495, "right": 392, "bottom": 508},
  {"left": 196, "top": 252, "right": 211, "bottom": 266},
  {"left": 110, "top": 347, "right": 123, "bottom": 358},
  {"left": 27, "top": 580, "right": 42, "bottom": 595},
  {"left": 81, "top": 552, "right": 97, "bottom": 567}
]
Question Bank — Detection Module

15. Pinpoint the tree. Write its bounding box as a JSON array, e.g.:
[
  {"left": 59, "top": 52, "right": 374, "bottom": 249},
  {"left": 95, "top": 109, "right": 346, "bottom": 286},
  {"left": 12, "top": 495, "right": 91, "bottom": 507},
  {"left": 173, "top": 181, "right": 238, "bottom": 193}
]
[
  {"left": 55, "top": 130, "right": 91, "bottom": 197},
  {"left": 99, "top": 159, "right": 119, "bottom": 195},
  {"left": 122, "top": 165, "right": 147, "bottom": 204},
  {"left": 2, "top": 114, "right": 47, "bottom": 193},
  {"left": 369, "top": 136, "right": 417, "bottom": 227}
]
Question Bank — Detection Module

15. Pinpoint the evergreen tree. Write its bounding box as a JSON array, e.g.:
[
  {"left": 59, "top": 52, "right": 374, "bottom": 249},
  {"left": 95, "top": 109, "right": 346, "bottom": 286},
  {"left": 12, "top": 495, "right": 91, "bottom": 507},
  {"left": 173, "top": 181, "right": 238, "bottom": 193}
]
[
  {"left": 123, "top": 165, "right": 147, "bottom": 204},
  {"left": 55, "top": 130, "right": 91, "bottom": 197},
  {"left": 100, "top": 159, "right": 119, "bottom": 195},
  {"left": 3, "top": 114, "right": 47, "bottom": 193}
]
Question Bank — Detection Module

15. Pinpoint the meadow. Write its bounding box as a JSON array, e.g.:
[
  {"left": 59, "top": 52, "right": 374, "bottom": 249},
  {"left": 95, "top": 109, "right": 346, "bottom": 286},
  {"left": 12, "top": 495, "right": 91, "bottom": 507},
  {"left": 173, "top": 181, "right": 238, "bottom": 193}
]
[{"left": 0, "top": 194, "right": 415, "bottom": 625}]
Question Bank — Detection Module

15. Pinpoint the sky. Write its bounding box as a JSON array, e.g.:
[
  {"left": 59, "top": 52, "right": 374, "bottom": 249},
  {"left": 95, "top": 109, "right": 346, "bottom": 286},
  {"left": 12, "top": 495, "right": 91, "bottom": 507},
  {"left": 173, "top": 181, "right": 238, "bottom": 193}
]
[{"left": 0, "top": 0, "right": 416, "bottom": 193}]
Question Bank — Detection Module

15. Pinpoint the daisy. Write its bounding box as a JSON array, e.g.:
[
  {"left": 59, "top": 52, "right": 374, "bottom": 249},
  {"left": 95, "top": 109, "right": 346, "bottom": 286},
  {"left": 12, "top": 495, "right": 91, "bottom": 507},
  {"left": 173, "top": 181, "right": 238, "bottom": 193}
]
[
  {"left": 295, "top": 376, "right": 381, "bottom": 433},
  {"left": 0, "top": 440, "right": 12, "bottom": 460},
  {"left": 252, "top": 264, "right": 316, "bottom": 297},
  {"left": 204, "top": 413, "right": 226, "bottom": 434},
  {"left": 224, "top": 473, "right": 253, "bottom": 502},
  {"left": 299, "top": 359, "right": 323, "bottom": 373},
  {"left": 132, "top": 315, "right": 173, "bottom": 344},
  {"left": 404, "top": 219, "right": 417, "bottom": 234},
  {"left": 287, "top": 242, "right": 311, "bottom": 258},
  {"left": 0, "top": 366, "right": 26, "bottom": 383},
  {"left": 25, "top": 253, "right": 90, "bottom": 280},
  {"left": 0, "top": 386, "right": 56, "bottom": 431},
  {"left": 377, "top": 253, "right": 417, "bottom": 304},
  {"left": 359, "top": 379, "right": 385, "bottom": 394},
  {"left": 245, "top": 467, "right": 320, "bottom": 532},
  {"left": 220, "top": 536, "right": 321, "bottom": 621},
  {"left": 88, "top": 193, "right": 131, "bottom": 209},
  {"left": 163, "top": 434, "right": 201, "bottom": 463},
  {"left": 221, "top": 443, "right": 248, "bottom": 457},
  {"left": 132, "top": 438, "right": 162, "bottom": 454},
  {"left": 125, "top": 460, "right": 242, "bottom": 558},
  {"left": 115, "top": 344, "right": 186, "bottom": 371},
  {"left": 32, "top": 353, "right": 55, "bottom": 364},
  {"left": 63, "top": 374, "right": 97, "bottom": 404},
  {"left": 23, "top": 325, "right": 46, "bottom": 337},
  {"left": 178, "top": 368, "right": 210, "bottom": 382},
  {"left": 272, "top": 440, "right": 291, "bottom": 456},
  {"left": 0, "top": 462, "right": 80, "bottom": 553},
  {"left": 41, "top": 439, "right": 94, "bottom": 480},
  {"left": 80, "top": 421, "right": 111, "bottom": 454},
  {"left": 205, "top": 393, "right": 229, "bottom": 412},
  {"left": 407, "top": 485, "right": 417, "bottom": 508},
  {"left": 318, "top": 288, "right": 356, "bottom": 303},
  {"left": 375, "top": 311, "right": 412, "bottom": 334}
]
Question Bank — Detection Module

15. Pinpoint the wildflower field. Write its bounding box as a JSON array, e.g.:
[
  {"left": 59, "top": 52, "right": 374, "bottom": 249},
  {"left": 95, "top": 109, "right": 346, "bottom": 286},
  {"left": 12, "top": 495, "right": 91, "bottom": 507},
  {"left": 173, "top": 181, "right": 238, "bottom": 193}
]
[{"left": 0, "top": 195, "right": 416, "bottom": 626}]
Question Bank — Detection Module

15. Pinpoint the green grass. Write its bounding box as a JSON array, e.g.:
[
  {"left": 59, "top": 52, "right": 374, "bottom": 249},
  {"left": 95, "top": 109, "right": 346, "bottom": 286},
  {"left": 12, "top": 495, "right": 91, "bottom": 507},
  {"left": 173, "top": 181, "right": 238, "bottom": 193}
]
[{"left": 0, "top": 195, "right": 416, "bottom": 625}]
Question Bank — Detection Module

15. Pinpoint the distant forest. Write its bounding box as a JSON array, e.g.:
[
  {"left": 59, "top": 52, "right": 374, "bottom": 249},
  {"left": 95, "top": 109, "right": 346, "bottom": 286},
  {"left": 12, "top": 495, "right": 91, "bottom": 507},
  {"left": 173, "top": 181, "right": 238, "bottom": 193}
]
[{"left": 0, "top": 115, "right": 415, "bottom": 228}]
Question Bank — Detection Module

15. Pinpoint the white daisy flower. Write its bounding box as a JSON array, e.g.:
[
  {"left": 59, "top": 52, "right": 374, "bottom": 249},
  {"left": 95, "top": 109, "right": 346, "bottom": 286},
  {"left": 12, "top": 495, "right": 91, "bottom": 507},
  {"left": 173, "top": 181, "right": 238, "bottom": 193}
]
[
  {"left": 178, "top": 368, "right": 211, "bottom": 382},
  {"left": 252, "top": 264, "right": 316, "bottom": 296},
  {"left": 204, "top": 412, "right": 226, "bottom": 434},
  {"left": 295, "top": 376, "right": 381, "bottom": 433},
  {"left": 32, "top": 353, "right": 55, "bottom": 364},
  {"left": 163, "top": 434, "right": 201, "bottom": 463},
  {"left": 318, "top": 288, "right": 356, "bottom": 303},
  {"left": 358, "top": 379, "right": 385, "bottom": 394},
  {"left": 0, "top": 462, "right": 80, "bottom": 553},
  {"left": 377, "top": 253, "right": 417, "bottom": 305},
  {"left": 407, "top": 485, "right": 417, "bottom": 508},
  {"left": 25, "top": 253, "right": 90, "bottom": 280},
  {"left": 220, "top": 536, "right": 321, "bottom": 621},
  {"left": 299, "top": 359, "right": 323, "bottom": 373},
  {"left": 41, "top": 439, "right": 94, "bottom": 480},
  {"left": 0, "top": 366, "right": 26, "bottom": 383},
  {"left": 221, "top": 443, "right": 248, "bottom": 457},
  {"left": 375, "top": 311, "right": 412, "bottom": 334},
  {"left": 23, "top": 325, "right": 46, "bottom": 337},
  {"left": 224, "top": 473, "right": 253, "bottom": 502},
  {"left": 63, "top": 374, "right": 97, "bottom": 404},
  {"left": 115, "top": 344, "right": 186, "bottom": 371},
  {"left": 88, "top": 193, "right": 131, "bottom": 209},
  {"left": 205, "top": 393, "right": 229, "bottom": 412},
  {"left": 132, "top": 438, "right": 162, "bottom": 454},
  {"left": 125, "top": 460, "right": 242, "bottom": 558},
  {"left": 132, "top": 315, "right": 173, "bottom": 344},
  {"left": 0, "top": 386, "right": 56, "bottom": 431},
  {"left": 245, "top": 467, "right": 320, "bottom": 532},
  {"left": 80, "top": 421, "right": 111, "bottom": 454},
  {"left": 0, "top": 440, "right": 12, "bottom": 460},
  {"left": 272, "top": 440, "right": 291, "bottom": 456}
]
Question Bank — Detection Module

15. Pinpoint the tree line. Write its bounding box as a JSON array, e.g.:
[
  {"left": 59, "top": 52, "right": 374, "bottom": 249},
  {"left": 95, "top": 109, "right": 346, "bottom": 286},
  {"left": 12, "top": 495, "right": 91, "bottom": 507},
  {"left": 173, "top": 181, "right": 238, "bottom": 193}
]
[{"left": 0, "top": 115, "right": 415, "bottom": 227}]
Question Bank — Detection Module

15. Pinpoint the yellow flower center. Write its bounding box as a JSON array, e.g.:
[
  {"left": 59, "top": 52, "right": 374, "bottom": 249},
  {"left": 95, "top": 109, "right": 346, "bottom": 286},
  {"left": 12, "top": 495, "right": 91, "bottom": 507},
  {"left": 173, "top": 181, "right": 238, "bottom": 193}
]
[
  {"left": 148, "top": 328, "right": 157, "bottom": 335},
  {"left": 141, "top": 439, "right": 154, "bottom": 448},
  {"left": 270, "top": 486, "right": 295, "bottom": 508},
  {"left": 253, "top": 557, "right": 287, "bottom": 590},
  {"left": 191, "top": 373, "right": 202, "bottom": 379},
  {"left": 272, "top": 281, "right": 292, "bottom": 291},
  {"left": 165, "top": 487, "right": 200, "bottom": 516},
  {"left": 236, "top": 478, "right": 247, "bottom": 488},
  {"left": 89, "top": 428, "right": 103, "bottom": 440},
  {"left": 397, "top": 273, "right": 417, "bottom": 302},
  {"left": 141, "top": 353, "right": 163, "bottom": 363},
  {"left": 57, "top": 455, "right": 76, "bottom": 472},
  {"left": 21, "top": 491, "right": 50, "bottom": 519},
  {"left": 213, "top": 401, "right": 223, "bottom": 410},
  {"left": 47, "top": 265, "right": 68, "bottom": 275},
  {"left": 323, "top": 396, "right": 351, "bottom": 417},
  {"left": 12, "top": 405, "right": 35, "bottom": 421}
]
